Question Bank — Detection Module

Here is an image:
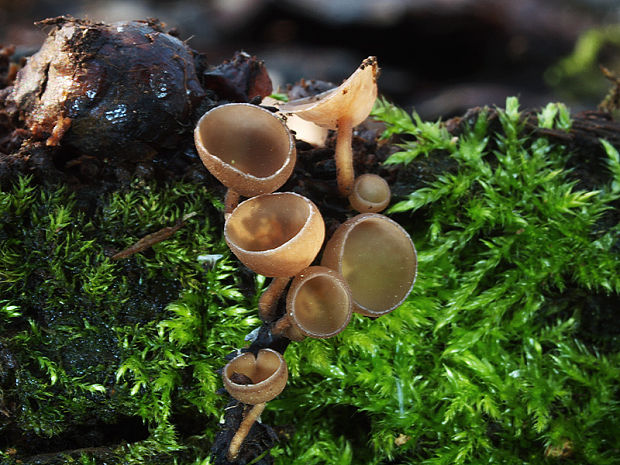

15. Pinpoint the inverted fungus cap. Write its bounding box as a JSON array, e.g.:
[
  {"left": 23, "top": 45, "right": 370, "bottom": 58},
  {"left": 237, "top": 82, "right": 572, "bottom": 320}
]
[
  {"left": 349, "top": 174, "right": 391, "bottom": 213},
  {"left": 321, "top": 213, "right": 417, "bottom": 317},
  {"left": 286, "top": 266, "right": 352, "bottom": 338},
  {"left": 194, "top": 103, "right": 296, "bottom": 197},
  {"left": 280, "top": 57, "right": 378, "bottom": 197},
  {"left": 225, "top": 192, "right": 325, "bottom": 277},
  {"left": 222, "top": 349, "right": 288, "bottom": 404},
  {"left": 279, "top": 57, "right": 378, "bottom": 130}
]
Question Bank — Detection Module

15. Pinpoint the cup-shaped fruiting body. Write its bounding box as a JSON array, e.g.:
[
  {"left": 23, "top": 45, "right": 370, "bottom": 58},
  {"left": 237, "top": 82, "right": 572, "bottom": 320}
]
[
  {"left": 194, "top": 103, "right": 296, "bottom": 197},
  {"left": 222, "top": 349, "right": 288, "bottom": 405},
  {"left": 349, "top": 174, "right": 391, "bottom": 213},
  {"left": 285, "top": 266, "right": 352, "bottom": 338},
  {"left": 321, "top": 213, "right": 417, "bottom": 317},
  {"left": 280, "top": 57, "right": 378, "bottom": 197},
  {"left": 225, "top": 192, "right": 325, "bottom": 277}
]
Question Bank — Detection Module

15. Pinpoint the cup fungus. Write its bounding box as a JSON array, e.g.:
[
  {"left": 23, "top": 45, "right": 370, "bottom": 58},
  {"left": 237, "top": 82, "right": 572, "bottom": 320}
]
[
  {"left": 348, "top": 173, "right": 391, "bottom": 213},
  {"left": 224, "top": 192, "right": 325, "bottom": 320},
  {"left": 222, "top": 348, "right": 288, "bottom": 461},
  {"left": 280, "top": 56, "right": 378, "bottom": 197},
  {"left": 194, "top": 103, "right": 296, "bottom": 213},
  {"left": 223, "top": 348, "right": 288, "bottom": 405},
  {"left": 321, "top": 213, "right": 417, "bottom": 317},
  {"left": 271, "top": 266, "right": 352, "bottom": 341}
]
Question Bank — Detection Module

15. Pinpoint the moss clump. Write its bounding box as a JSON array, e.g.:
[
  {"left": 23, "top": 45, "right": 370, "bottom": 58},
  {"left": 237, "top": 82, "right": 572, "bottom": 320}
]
[
  {"left": 0, "top": 178, "right": 259, "bottom": 464},
  {"left": 1, "top": 96, "right": 619, "bottom": 464},
  {"left": 267, "top": 98, "right": 620, "bottom": 464}
]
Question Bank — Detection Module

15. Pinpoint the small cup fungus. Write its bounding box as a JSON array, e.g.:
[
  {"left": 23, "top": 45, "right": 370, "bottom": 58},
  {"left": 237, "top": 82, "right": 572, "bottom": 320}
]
[
  {"left": 321, "top": 213, "right": 417, "bottom": 317},
  {"left": 224, "top": 192, "right": 325, "bottom": 320},
  {"left": 280, "top": 57, "right": 378, "bottom": 197},
  {"left": 222, "top": 348, "right": 288, "bottom": 405},
  {"left": 348, "top": 173, "right": 391, "bottom": 213},
  {"left": 224, "top": 192, "right": 325, "bottom": 277},
  {"left": 222, "top": 348, "right": 288, "bottom": 460},
  {"left": 272, "top": 266, "right": 352, "bottom": 340},
  {"left": 194, "top": 103, "right": 296, "bottom": 212}
]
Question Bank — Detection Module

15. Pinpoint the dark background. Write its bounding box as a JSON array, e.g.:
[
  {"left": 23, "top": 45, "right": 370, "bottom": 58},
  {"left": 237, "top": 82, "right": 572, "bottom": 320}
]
[{"left": 1, "top": 0, "right": 620, "bottom": 118}]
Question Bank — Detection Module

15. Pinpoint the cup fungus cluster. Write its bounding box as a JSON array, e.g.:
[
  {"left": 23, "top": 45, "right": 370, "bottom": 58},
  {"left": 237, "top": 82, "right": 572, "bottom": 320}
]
[{"left": 194, "top": 56, "right": 418, "bottom": 462}]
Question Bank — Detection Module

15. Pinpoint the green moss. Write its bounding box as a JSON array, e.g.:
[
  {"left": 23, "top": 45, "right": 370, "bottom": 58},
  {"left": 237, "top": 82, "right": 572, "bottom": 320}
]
[
  {"left": 264, "top": 98, "right": 620, "bottom": 465},
  {"left": 2, "top": 97, "right": 619, "bottom": 464},
  {"left": 545, "top": 23, "right": 620, "bottom": 107},
  {"left": 267, "top": 98, "right": 620, "bottom": 465},
  {"left": 0, "top": 178, "right": 257, "bottom": 463}
]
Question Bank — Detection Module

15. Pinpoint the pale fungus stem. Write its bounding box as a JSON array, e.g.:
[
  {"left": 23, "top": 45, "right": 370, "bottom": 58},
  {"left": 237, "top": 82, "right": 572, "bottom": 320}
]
[
  {"left": 258, "top": 277, "right": 291, "bottom": 322},
  {"left": 224, "top": 189, "right": 240, "bottom": 218},
  {"left": 270, "top": 313, "right": 292, "bottom": 335},
  {"left": 227, "top": 402, "right": 266, "bottom": 461},
  {"left": 271, "top": 314, "right": 305, "bottom": 341},
  {"left": 335, "top": 117, "right": 355, "bottom": 197}
]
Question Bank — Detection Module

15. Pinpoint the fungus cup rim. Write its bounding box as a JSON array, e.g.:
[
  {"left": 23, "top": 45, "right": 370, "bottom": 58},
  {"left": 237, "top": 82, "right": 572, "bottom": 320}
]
[
  {"left": 286, "top": 266, "right": 353, "bottom": 338},
  {"left": 224, "top": 192, "right": 323, "bottom": 257},
  {"left": 194, "top": 103, "right": 296, "bottom": 193},
  {"left": 349, "top": 173, "right": 391, "bottom": 213},
  {"left": 222, "top": 348, "right": 288, "bottom": 404},
  {"left": 322, "top": 213, "right": 418, "bottom": 316}
]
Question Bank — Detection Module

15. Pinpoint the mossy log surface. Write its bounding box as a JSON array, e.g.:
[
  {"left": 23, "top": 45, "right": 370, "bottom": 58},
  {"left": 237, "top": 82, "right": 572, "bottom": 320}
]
[{"left": 1, "top": 21, "right": 620, "bottom": 465}]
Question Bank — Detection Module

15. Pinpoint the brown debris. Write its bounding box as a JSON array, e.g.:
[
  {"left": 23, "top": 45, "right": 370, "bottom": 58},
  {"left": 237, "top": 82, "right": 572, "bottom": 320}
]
[
  {"left": 394, "top": 433, "right": 410, "bottom": 446},
  {"left": 545, "top": 439, "right": 574, "bottom": 459},
  {"left": 0, "top": 45, "right": 18, "bottom": 89},
  {"left": 111, "top": 212, "right": 197, "bottom": 261},
  {"left": 598, "top": 66, "right": 620, "bottom": 114},
  {"left": 202, "top": 51, "right": 273, "bottom": 102},
  {"left": 45, "top": 115, "right": 71, "bottom": 147},
  {"left": 7, "top": 17, "right": 206, "bottom": 159}
]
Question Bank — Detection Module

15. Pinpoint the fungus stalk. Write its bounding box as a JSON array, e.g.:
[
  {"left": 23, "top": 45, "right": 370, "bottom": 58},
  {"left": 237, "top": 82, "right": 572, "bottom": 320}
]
[
  {"left": 258, "top": 277, "right": 291, "bottom": 322},
  {"left": 227, "top": 402, "right": 266, "bottom": 461},
  {"left": 270, "top": 313, "right": 305, "bottom": 341},
  {"left": 335, "top": 117, "right": 355, "bottom": 196},
  {"left": 270, "top": 313, "right": 293, "bottom": 336},
  {"left": 224, "top": 189, "right": 240, "bottom": 217}
]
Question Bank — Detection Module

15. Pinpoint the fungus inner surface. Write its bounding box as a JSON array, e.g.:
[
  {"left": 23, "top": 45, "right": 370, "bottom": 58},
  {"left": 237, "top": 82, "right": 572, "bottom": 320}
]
[
  {"left": 198, "top": 105, "right": 290, "bottom": 178},
  {"left": 226, "top": 350, "right": 281, "bottom": 384},
  {"left": 341, "top": 218, "right": 415, "bottom": 311},
  {"left": 226, "top": 194, "right": 310, "bottom": 252},
  {"left": 254, "top": 350, "right": 282, "bottom": 382},
  {"left": 355, "top": 175, "right": 389, "bottom": 204},
  {"left": 293, "top": 274, "right": 349, "bottom": 334}
]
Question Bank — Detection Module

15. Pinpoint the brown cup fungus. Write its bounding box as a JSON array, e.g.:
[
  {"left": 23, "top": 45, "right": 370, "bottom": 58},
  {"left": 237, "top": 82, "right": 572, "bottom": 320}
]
[
  {"left": 222, "top": 349, "right": 288, "bottom": 460},
  {"left": 348, "top": 173, "right": 391, "bottom": 213},
  {"left": 225, "top": 192, "right": 325, "bottom": 320},
  {"left": 321, "top": 213, "right": 417, "bottom": 317},
  {"left": 222, "top": 349, "right": 288, "bottom": 405},
  {"left": 272, "top": 266, "right": 352, "bottom": 341},
  {"left": 280, "top": 57, "right": 378, "bottom": 197},
  {"left": 194, "top": 103, "right": 296, "bottom": 212}
]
